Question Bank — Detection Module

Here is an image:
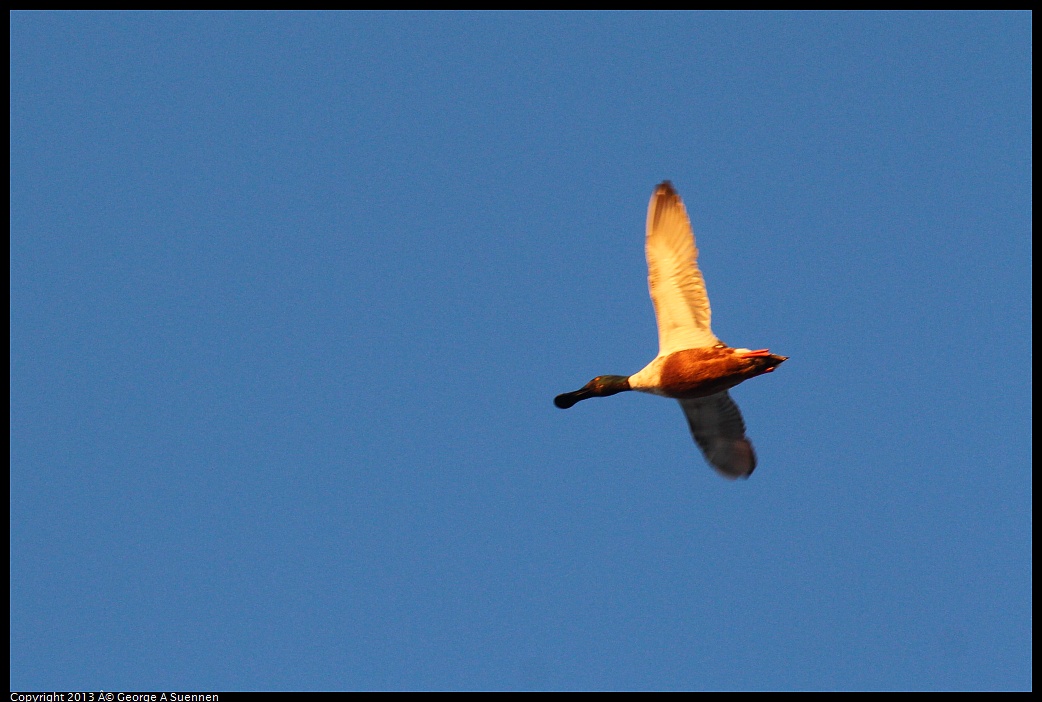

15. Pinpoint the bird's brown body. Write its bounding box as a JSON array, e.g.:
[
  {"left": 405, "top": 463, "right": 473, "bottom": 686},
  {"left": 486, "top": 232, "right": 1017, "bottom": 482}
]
[{"left": 653, "top": 347, "right": 784, "bottom": 399}]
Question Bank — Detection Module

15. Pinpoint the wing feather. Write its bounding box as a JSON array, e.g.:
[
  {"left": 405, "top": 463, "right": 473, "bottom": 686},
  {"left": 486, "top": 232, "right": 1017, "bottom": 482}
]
[
  {"left": 646, "top": 182, "right": 720, "bottom": 355},
  {"left": 678, "top": 392, "right": 756, "bottom": 479}
]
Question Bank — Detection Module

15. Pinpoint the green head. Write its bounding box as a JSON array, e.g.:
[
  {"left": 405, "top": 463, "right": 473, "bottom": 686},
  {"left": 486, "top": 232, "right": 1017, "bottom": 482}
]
[{"left": 554, "top": 375, "right": 631, "bottom": 409}]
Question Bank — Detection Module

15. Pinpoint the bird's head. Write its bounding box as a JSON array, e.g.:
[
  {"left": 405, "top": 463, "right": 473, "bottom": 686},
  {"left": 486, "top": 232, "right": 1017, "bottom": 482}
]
[{"left": 554, "top": 375, "right": 631, "bottom": 409}]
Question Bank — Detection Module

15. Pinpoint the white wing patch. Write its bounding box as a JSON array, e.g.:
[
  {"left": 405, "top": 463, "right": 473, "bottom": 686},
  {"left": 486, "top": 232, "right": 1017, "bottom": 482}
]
[
  {"left": 678, "top": 392, "right": 756, "bottom": 479},
  {"left": 646, "top": 182, "right": 720, "bottom": 356}
]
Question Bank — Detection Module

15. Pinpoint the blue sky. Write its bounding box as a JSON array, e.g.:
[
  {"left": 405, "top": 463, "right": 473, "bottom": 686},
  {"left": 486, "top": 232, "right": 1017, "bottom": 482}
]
[{"left": 10, "top": 11, "right": 1031, "bottom": 691}]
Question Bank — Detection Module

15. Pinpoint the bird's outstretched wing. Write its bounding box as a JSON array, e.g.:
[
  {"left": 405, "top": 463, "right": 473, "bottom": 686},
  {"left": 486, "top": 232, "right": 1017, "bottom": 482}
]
[
  {"left": 678, "top": 392, "right": 756, "bottom": 479},
  {"left": 646, "top": 181, "right": 721, "bottom": 356}
]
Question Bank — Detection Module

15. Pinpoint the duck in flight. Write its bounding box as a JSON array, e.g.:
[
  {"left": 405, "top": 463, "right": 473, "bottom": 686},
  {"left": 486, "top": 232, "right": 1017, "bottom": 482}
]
[{"left": 554, "top": 181, "right": 786, "bottom": 479}]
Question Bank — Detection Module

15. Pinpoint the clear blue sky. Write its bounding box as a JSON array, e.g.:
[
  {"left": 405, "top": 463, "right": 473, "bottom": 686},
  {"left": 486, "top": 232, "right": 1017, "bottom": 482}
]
[{"left": 10, "top": 11, "right": 1031, "bottom": 691}]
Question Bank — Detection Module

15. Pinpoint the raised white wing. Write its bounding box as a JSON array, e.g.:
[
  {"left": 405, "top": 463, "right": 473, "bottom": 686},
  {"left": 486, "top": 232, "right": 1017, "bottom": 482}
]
[
  {"left": 678, "top": 392, "right": 756, "bottom": 479},
  {"left": 646, "top": 182, "right": 720, "bottom": 355}
]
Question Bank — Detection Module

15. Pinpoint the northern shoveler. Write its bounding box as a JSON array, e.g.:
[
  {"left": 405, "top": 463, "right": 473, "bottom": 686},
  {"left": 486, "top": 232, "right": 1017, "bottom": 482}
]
[{"left": 554, "top": 181, "right": 786, "bottom": 479}]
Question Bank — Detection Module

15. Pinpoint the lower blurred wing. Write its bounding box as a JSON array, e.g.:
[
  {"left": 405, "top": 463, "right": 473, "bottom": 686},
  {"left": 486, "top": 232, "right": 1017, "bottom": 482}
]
[{"left": 678, "top": 392, "right": 756, "bottom": 479}]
